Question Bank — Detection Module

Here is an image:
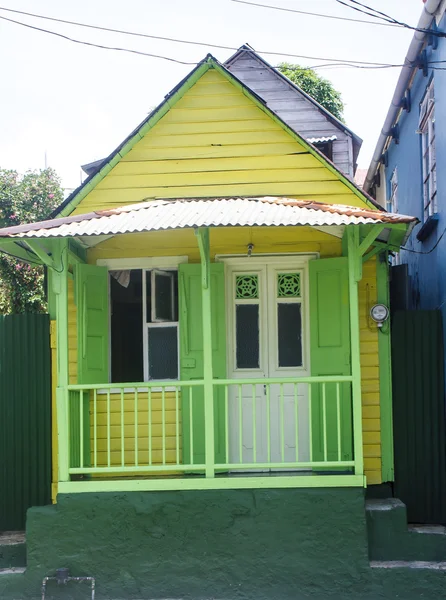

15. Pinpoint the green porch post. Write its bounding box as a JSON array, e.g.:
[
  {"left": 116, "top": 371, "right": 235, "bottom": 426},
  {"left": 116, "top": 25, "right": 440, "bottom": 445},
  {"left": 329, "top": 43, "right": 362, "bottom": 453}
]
[
  {"left": 347, "top": 227, "right": 364, "bottom": 481},
  {"left": 196, "top": 228, "right": 215, "bottom": 478},
  {"left": 52, "top": 239, "right": 70, "bottom": 482}
]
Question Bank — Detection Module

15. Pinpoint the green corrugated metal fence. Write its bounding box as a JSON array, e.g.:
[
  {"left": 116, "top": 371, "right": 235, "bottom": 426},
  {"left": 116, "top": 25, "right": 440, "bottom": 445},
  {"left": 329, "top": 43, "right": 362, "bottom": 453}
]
[
  {"left": 0, "top": 313, "right": 51, "bottom": 531},
  {"left": 392, "top": 310, "right": 446, "bottom": 525}
]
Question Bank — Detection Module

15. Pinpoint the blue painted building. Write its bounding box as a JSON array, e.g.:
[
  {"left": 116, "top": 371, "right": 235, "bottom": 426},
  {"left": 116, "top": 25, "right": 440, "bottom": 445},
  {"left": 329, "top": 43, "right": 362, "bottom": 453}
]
[
  {"left": 366, "top": 0, "right": 446, "bottom": 526},
  {"left": 366, "top": 0, "right": 446, "bottom": 315}
]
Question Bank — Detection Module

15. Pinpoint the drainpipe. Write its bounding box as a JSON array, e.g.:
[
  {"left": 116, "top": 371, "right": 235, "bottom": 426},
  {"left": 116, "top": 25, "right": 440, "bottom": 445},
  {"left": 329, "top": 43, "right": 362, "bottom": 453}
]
[{"left": 364, "top": 0, "right": 443, "bottom": 193}]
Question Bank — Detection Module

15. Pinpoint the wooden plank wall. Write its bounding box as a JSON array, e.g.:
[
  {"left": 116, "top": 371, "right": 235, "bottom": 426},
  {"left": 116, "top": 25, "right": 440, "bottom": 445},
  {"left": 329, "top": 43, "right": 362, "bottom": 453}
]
[{"left": 226, "top": 54, "right": 354, "bottom": 176}]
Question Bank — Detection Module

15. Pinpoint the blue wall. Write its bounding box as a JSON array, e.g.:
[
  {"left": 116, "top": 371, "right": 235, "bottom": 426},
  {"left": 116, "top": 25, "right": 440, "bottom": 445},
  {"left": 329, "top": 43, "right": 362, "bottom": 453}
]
[{"left": 386, "top": 15, "right": 446, "bottom": 318}]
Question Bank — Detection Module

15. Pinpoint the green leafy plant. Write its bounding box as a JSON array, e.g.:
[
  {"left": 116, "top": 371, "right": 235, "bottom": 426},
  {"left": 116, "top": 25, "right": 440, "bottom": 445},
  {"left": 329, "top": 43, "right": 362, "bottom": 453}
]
[
  {"left": 278, "top": 63, "right": 345, "bottom": 122},
  {"left": 0, "top": 168, "right": 63, "bottom": 314}
]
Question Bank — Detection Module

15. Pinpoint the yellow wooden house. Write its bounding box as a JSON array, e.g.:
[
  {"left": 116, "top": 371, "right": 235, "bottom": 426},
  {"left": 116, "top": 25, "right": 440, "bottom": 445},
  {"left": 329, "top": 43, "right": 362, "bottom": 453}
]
[{"left": 0, "top": 54, "right": 416, "bottom": 499}]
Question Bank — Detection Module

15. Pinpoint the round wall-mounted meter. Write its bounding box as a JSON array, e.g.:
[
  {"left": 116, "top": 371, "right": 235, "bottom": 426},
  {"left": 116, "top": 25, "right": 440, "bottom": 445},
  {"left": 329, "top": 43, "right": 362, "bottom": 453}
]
[{"left": 370, "top": 304, "right": 389, "bottom": 327}]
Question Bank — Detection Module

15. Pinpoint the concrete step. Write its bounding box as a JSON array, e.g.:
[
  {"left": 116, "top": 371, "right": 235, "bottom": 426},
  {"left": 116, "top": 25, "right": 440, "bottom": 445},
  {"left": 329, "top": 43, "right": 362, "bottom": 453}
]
[
  {"left": 0, "top": 532, "right": 26, "bottom": 569},
  {"left": 371, "top": 561, "right": 446, "bottom": 570},
  {"left": 366, "top": 499, "right": 446, "bottom": 562}
]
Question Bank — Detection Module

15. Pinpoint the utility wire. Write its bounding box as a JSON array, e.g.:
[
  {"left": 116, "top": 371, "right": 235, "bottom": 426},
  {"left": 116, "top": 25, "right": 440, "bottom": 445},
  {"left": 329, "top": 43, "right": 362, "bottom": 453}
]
[
  {"left": 0, "top": 15, "right": 197, "bottom": 65},
  {"left": 402, "top": 227, "right": 446, "bottom": 254},
  {"left": 228, "top": 0, "right": 399, "bottom": 28},
  {"left": 2, "top": 11, "right": 446, "bottom": 72},
  {"left": 334, "top": 0, "right": 446, "bottom": 37},
  {"left": 0, "top": 6, "right": 393, "bottom": 67}
]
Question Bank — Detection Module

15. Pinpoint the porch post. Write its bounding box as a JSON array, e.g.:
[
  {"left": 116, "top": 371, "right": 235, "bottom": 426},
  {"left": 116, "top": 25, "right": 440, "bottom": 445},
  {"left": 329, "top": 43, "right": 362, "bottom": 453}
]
[
  {"left": 196, "top": 227, "right": 215, "bottom": 478},
  {"left": 346, "top": 227, "right": 364, "bottom": 480},
  {"left": 52, "top": 239, "right": 70, "bottom": 482}
]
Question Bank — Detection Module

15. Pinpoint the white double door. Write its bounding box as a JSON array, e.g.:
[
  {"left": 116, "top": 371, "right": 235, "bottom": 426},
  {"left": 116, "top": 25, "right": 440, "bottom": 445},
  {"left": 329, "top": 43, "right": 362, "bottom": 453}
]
[{"left": 226, "top": 258, "right": 310, "bottom": 468}]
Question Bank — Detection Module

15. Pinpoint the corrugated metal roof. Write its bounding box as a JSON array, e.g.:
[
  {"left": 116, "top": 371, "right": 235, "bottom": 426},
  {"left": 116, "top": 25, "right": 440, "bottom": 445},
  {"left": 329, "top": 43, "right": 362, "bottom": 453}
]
[
  {"left": 306, "top": 135, "right": 337, "bottom": 144},
  {"left": 0, "top": 197, "right": 417, "bottom": 242}
]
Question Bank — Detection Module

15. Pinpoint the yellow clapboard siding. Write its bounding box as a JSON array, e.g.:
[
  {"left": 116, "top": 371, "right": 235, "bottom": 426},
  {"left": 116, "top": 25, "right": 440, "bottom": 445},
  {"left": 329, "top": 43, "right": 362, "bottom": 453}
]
[
  {"left": 96, "top": 168, "right": 338, "bottom": 191},
  {"left": 366, "top": 470, "right": 382, "bottom": 485},
  {"left": 94, "top": 449, "right": 179, "bottom": 465},
  {"left": 114, "top": 154, "right": 320, "bottom": 176},
  {"left": 364, "top": 458, "right": 381, "bottom": 471},
  {"left": 363, "top": 431, "right": 381, "bottom": 445},
  {"left": 72, "top": 69, "right": 370, "bottom": 214},
  {"left": 364, "top": 444, "right": 381, "bottom": 458}
]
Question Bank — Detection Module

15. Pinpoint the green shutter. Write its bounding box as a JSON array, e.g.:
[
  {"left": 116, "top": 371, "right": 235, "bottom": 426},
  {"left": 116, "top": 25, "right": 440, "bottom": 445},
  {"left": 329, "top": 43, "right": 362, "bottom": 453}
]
[
  {"left": 179, "top": 263, "right": 226, "bottom": 466},
  {"left": 309, "top": 257, "right": 353, "bottom": 463},
  {"left": 76, "top": 264, "right": 109, "bottom": 385}
]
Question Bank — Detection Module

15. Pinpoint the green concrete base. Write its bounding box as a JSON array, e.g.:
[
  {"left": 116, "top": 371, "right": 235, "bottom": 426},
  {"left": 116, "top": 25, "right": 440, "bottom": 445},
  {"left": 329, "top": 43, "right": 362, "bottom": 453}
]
[
  {"left": 1, "top": 489, "right": 446, "bottom": 599},
  {"left": 367, "top": 499, "right": 446, "bottom": 561},
  {"left": 0, "top": 543, "right": 26, "bottom": 569}
]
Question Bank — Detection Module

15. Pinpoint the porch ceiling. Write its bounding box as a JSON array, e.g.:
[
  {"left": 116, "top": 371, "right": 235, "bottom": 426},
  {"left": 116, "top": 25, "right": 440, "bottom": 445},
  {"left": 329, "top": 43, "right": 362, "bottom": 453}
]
[{"left": 0, "top": 197, "right": 417, "bottom": 249}]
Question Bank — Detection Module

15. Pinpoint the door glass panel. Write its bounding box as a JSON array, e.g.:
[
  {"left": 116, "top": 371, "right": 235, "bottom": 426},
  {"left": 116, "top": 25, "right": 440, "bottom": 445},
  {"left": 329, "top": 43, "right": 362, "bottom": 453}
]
[
  {"left": 148, "top": 326, "right": 178, "bottom": 379},
  {"left": 152, "top": 271, "right": 175, "bottom": 322},
  {"left": 277, "top": 303, "right": 302, "bottom": 367},
  {"left": 236, "top": 304, "right": 259, "bottom": 369}
]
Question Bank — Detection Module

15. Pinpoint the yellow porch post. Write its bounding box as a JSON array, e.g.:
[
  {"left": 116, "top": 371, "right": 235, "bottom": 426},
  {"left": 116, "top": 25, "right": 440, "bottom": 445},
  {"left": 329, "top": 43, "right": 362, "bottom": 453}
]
[{"left": 195, "top": 227, "right": 215, "bottom": 478}]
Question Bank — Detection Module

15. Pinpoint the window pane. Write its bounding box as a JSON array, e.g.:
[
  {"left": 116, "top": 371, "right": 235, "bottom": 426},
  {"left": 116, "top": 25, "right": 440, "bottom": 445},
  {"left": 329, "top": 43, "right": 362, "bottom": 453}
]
[
  {"left": 146, "top": 271, "right": 178, "bottom": 323},
  {"left": 148, "top": 326, "right": 178, "bottom": 379},
  {"left": 236, "top": 304, "right": 259, "bottom": 369},
  {"left": 278, "top": 303, "right": 302, "bottom": 367}
]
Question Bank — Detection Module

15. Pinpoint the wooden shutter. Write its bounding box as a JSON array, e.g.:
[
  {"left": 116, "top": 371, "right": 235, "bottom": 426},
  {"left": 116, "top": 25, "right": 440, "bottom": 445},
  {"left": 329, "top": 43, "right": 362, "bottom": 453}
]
[
  {"left": 179, "top": 263, "right": 226, "bottom": 466},
  {"left": 309, "top": 257, "right": 352, "bottom": 462},
  {"left": 76, "top": 264, "right": 109, "bottom": 385}
]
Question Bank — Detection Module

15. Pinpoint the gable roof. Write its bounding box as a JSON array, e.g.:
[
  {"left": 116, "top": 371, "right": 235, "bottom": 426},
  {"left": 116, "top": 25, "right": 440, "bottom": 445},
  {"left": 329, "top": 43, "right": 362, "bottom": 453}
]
[
  {"left": 53, "top": 53, "right": 379, "bottom": 218},
  {"left": 225, "top": 45, "right": 362, "bottom": 164}
]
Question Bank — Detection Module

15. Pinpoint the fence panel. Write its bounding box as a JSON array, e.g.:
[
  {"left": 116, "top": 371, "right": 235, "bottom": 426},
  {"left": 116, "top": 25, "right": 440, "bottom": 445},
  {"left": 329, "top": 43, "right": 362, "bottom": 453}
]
[
  {"left": 0, "top": 313, "right": 51, "bottom": 530},
  {"left": 392, "top": 310, "right": 446, "bottom": 524}
]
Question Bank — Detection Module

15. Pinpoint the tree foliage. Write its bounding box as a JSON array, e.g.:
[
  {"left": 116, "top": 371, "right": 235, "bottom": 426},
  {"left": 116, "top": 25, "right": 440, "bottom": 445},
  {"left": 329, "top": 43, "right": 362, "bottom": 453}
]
[
  {"left": 278, "top": 63, "right": 345, "bottom": 122},
  {"left": 0, "top": 168, "right": 63, "bottom": 314}
]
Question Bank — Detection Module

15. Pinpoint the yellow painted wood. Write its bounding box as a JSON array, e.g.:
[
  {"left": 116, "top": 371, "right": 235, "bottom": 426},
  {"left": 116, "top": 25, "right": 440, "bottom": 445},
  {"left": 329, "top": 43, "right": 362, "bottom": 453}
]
[{"left": 71, "top": 69, "right": 371, "bottom": 215}]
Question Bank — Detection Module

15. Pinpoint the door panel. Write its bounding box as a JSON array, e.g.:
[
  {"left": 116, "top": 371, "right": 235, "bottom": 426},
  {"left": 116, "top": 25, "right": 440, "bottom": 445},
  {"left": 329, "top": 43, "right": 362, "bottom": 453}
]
[{"left": 309, "top": 257, "right": 352, "bottom": 463}]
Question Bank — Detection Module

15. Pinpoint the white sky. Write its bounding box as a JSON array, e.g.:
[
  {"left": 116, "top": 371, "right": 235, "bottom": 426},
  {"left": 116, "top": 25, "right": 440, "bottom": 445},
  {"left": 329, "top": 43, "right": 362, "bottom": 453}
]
[{"left": 0, "top": 0, "right": 423, "bottom": 191}]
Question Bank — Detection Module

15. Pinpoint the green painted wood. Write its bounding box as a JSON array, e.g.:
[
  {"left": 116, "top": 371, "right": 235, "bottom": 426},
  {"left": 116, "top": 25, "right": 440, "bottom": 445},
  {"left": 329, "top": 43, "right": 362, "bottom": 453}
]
[
  {"left": 179, "top": 261, "right": 227, "bottom": 467},
  {"left": 347, "top": 228, "right": 364, "bottom": 477},
  {"left": 76, "top": 264, "right": 109, "bottom": 384},
  {"left": 0, "top": 313, "right": 51, "bottom": 530},
  {"left": 309, "top": 256, "right": 353, "bottom": 465},
  {"left": 53, "top": 240, "right": 70, "bottom": 482},
  {"left": 391, "top": 310, "right": 446, "bottom": 524},
  {"left": 376, "top": 255, "right": 394, "bottom": 482}
]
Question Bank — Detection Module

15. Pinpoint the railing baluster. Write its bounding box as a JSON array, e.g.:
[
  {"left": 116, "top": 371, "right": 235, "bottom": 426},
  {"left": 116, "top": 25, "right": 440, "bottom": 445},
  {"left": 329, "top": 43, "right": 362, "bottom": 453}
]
[
  {"left": 79, "top": 390, "right": 84, "bottom": 469},
  {"left": 336, "top": 382, "right": 342, "bottom": 462},
  {"left": 175, "top": 386, "right": 179, "bottom": 466},
  {"left": 121, "top": 389, "right": 125, "bottom": 467},
  {"left": 189, "top": 387, "right": 194, "bottom": 465},
  {"left": 93, "top": 388, "right": 97, "bottom": 468},
  {"left": 294, "top": 382, "right": 299, "bottom": 462},
  {"left": 148, "top": 388, "right": 152, "bottom": 466},
  {"left": 162, "top": 387, "right": 166, "bottom": 465},
  {"left": 134, "top": 389, "right": 139, "bottom": 467},
  {"left": 308, "top": 384, "right": 313, "bottom": 463},
  {"left": 224, "top": 385, "right": 229, "bottom": 465},
  {"left": 252, "top": 384, "right": 256, "bottom": 463},
  {"left": 266, "top": 383, "right": 271, "bottom": 463},
  {"left": 322, "top": 383, "right": 327, "bottom": 462},
  {"left": 280, "top": 383, "right": 285, "bottom": 463},
  {"left": 238, "top": 384, "right": 243, "bottom": 464},
  {"left": 107, "top": 390, "right": 111, "bottom": 468}
]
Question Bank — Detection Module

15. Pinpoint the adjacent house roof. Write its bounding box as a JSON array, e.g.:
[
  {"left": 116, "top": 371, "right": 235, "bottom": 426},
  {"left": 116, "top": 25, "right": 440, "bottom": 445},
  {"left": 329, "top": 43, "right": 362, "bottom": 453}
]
[
  {"left": 0, "top": 197, "right": 417, "bottom": 248},
  {"left": 225, "top": 45, "right": 362, "bottom": 165}
]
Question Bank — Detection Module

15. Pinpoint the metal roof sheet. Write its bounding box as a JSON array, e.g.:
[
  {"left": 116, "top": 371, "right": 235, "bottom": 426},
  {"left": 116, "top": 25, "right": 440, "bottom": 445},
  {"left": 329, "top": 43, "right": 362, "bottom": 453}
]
[
  {"left": 306, "top": 135, "right": 338, "bottom": 144},
  {"left": 0, "top": 197, "right": 417, "bottom": 242}
]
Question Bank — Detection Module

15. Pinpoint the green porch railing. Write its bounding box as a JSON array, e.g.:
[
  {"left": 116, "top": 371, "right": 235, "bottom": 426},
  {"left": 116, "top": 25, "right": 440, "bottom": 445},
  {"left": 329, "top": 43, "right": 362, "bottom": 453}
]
[{"left": 66, "top": 376, "right": 355, "bottom": 478}]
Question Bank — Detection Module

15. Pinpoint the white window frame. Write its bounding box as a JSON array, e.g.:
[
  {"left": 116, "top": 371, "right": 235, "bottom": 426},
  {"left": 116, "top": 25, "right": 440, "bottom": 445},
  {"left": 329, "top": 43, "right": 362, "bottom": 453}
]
[
  {"left": 104, "top": 256, "right": 186, "bottom": 388},
  {"left": 419, "top": 81, "right": 437, "bottom": 221},
  {"left": 142, "top": 268, "right": 179, "bottom": 382}
]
